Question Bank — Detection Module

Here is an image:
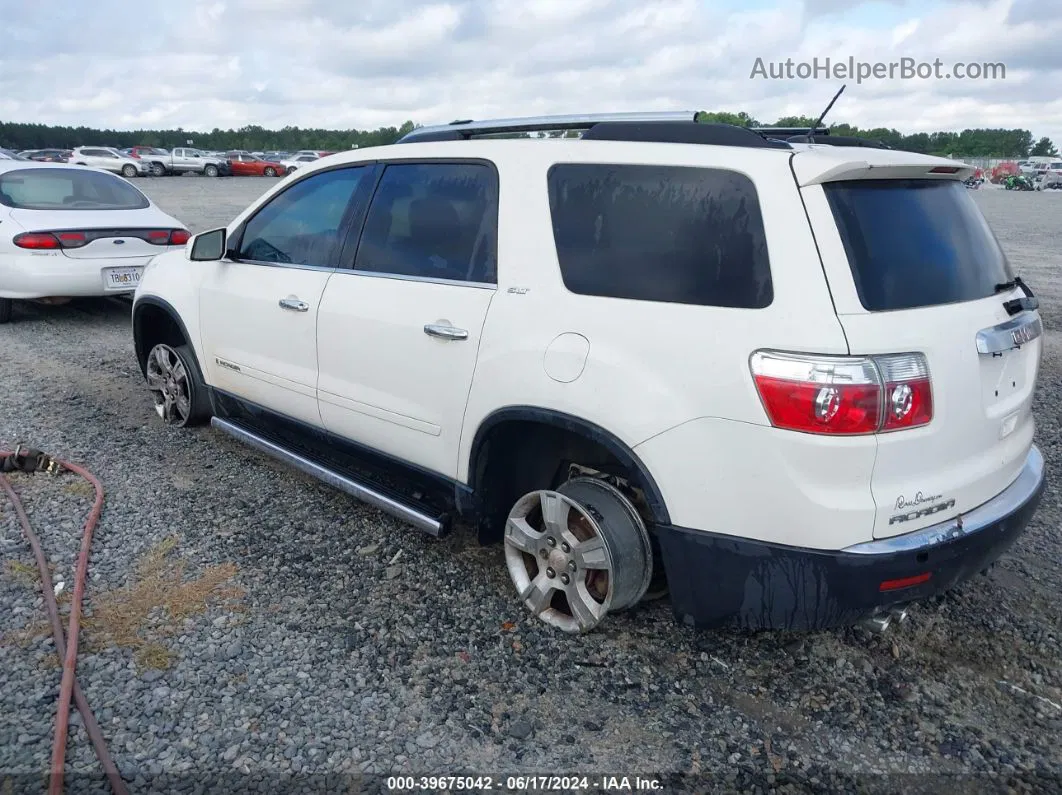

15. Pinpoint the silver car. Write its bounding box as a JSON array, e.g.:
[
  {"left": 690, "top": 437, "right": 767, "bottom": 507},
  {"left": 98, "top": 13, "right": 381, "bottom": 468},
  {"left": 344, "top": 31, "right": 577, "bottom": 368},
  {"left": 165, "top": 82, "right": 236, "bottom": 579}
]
[{"left": 69, "top": 147, "right": 149, "bottom": 178}]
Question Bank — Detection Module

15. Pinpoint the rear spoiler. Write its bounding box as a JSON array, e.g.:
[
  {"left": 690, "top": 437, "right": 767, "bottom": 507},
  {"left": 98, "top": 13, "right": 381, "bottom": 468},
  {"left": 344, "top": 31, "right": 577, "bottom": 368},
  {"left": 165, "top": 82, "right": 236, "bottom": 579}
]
[{"left": 792, "top": 156, "right": 976, "bottom": 186}]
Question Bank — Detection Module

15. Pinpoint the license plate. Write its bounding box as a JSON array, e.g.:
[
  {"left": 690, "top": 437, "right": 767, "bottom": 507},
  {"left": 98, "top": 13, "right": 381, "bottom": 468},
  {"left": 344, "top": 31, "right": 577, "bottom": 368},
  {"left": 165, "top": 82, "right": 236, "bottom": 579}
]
[{"left": 104, "top": 267, "right": 143, "bottom": 290}]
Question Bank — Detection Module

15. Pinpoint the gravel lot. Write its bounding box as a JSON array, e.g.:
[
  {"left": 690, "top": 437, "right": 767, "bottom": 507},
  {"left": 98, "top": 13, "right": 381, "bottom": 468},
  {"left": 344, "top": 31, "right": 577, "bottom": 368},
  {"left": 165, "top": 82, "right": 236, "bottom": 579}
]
[{"left": 1, "top": 177, "right": 1061, "bottom": 794}]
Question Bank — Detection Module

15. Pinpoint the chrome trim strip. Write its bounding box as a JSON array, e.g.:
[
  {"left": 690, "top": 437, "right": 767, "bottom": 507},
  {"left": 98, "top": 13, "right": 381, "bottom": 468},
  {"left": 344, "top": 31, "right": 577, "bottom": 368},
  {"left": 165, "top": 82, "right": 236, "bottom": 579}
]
[
  {"left": 409, "top": 111, "right": 697, "bottom": 137},
  {"left": 843, "top": 445, "right": 1044, "bottom": 555},
  {"left": 211, "top": 417, "right": 444, "bottom": 537},
  {"left": 224, "top": 258, "right": 337, "bottom": 273},
  {"left": 330, "top": 269, "right": 497, "bottom": 290},
  {"left": 976, "top": 312, "right": 1043, "bottom": 355}
]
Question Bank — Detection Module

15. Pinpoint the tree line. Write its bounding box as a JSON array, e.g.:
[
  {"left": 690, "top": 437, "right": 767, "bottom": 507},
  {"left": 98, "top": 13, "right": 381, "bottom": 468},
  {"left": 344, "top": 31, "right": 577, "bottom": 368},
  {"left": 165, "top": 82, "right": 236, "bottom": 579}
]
[
  {"left": 0, "top": 121, "right": 418, "bottom": 153},
  {"left": 1, "top": 114, "right": 1056, "bottom": 159},
  {"left": 696, "top": 111, "right": 1057, "bottom": 158}
]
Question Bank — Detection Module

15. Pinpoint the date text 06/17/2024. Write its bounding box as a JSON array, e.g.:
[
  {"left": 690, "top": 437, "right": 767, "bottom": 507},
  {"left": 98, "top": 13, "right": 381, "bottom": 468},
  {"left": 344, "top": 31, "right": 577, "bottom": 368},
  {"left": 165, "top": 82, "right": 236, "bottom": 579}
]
[{"left": 385, "top": 775, "right": 663, "bottom": 791}]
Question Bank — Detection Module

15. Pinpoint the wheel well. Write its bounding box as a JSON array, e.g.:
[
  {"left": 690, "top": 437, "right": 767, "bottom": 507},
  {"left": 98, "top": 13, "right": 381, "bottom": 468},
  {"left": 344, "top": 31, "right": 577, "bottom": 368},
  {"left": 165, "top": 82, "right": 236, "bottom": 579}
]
[
  {"left": 133, "top": 303, "right": 187, "bottom": 375},
  {"left": 469, "top": 414, "right": 667, "bottom": 544}
]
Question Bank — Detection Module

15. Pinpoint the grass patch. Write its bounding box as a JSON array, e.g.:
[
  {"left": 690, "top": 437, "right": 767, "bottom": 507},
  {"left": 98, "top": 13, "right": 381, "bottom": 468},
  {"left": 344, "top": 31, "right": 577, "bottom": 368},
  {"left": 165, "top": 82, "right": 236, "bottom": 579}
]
[
  {"left": 62, "top": 479, "right": 96, "bottom": 499},
  {"left": 4, "top": 559, "right": 40, "bottom": 586},
  {"left": 134, "top": 643, "right": 176, "bottom": 671},
  {"left": 84, "top": 535, "right": 244, "bottom": 671}
]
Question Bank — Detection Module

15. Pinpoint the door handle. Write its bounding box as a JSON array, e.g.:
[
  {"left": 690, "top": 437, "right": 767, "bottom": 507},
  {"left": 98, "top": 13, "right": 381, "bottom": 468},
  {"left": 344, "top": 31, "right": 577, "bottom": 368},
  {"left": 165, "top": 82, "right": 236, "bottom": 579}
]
[
  {"left": 279, "top": 297, "right": 309, "bottom": 312},
  {"left": 424, "top": 323, "right": 468, "bottom": 340}
]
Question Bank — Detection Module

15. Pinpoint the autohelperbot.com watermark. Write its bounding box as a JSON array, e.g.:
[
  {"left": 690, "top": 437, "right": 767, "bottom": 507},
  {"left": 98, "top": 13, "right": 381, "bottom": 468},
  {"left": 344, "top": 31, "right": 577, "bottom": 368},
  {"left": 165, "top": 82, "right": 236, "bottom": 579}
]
[{"left": 750, "top": 56, "right": 1006, "bottom": 83}]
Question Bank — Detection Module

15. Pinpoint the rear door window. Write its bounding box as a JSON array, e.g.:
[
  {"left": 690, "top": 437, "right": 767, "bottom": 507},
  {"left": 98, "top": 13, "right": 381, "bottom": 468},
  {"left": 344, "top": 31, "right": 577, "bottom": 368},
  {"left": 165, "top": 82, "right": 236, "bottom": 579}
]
[
  {"left": 824, "top": 179, "right": 1013, "bottom": 311},
  {"left": 546, "top": 163, "right": 772, "bottom": 308},
  {"left": 353, "top": 162, "right": 498, "bottom": 284}
]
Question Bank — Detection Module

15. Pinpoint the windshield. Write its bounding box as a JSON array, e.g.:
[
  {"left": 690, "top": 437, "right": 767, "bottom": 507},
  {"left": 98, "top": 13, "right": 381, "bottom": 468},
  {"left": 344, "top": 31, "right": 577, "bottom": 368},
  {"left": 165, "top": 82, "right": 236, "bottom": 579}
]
[
  {"left": 824, "top": 179, "right": 1013, "bottom": 311},
  {"left": 0, "top": 167, "right": 151, "bottom": 210}
]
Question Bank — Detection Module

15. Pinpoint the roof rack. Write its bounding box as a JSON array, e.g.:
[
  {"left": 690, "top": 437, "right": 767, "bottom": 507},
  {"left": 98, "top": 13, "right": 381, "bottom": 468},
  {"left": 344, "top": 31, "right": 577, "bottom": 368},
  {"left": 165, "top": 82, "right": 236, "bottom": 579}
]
[
  {"left": 752, "top": 127, "right": 830, "bottom": 138},
  {"left": 397, "top": 112, "right": 698, "bottom": 143},
  {"left": 395, "top": 111, "right": 792, "bottom": 149},
  {"left": 787, "top": 134, "right": 892, "bottom": 149}
]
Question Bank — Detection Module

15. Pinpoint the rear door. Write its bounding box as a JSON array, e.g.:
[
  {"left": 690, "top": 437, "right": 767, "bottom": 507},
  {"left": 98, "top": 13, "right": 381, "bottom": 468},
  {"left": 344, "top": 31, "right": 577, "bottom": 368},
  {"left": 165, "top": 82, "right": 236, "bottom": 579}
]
[{"left": 800, "top": 169, "right": 1042, "bottom": 539}]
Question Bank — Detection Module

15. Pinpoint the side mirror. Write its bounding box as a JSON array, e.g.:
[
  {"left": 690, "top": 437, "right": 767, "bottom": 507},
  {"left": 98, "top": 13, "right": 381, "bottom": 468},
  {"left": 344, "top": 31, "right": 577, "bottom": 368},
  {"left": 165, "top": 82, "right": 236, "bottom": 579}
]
[{"left": 188, "top": 228, "right": 227, "bottom": 261}]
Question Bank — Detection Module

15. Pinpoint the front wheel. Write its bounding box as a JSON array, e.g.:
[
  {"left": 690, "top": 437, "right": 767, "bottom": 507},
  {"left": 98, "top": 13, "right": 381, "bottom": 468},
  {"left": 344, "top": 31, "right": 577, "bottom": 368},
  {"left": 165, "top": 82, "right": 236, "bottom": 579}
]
[
  {"left": 150, "top": 162, "right": 166, "bottom": 177},
  {"left": 144, "top": 343, "right": 210, "bottom": 427},
  {"left": 204, "top": 164, "right": 219, "bottom": 177},
  {"left": 504, "top": 478, "right": 653, "bottom": 634},
  {"left": 264, "top": 166, "right": 277, "bottom": 177},
  {"left": 0, "top": 297, "right": 12, "bottom": 324},
  {"left": 122, "top": 164, "right": 138, "bottom": 178}
]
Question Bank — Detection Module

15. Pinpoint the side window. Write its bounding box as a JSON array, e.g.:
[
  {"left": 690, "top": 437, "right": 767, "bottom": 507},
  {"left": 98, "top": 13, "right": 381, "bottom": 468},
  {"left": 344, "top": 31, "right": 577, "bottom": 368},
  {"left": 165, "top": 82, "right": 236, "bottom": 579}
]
[
  {"left": 547, "top": 164, "right": 773, "bottom": 308},
  {"left": 354, "top": 162, "right": 497, "bottom": 284},
  {"left": 236, "top": 166, "right": 368, "bottom": 267}
]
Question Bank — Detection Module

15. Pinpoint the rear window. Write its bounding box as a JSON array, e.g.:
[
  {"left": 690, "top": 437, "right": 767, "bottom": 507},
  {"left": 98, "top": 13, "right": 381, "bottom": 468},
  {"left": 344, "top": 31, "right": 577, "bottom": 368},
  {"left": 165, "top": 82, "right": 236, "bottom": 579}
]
[
  {"left": 547, "top": 164, "right": 772, "bottom": 308},
  {"left": 824, "top": 179, "right": 1013, "bottom": 311},
  {"left": 0, "top": 168, "right": 150, "bottom": 211}
]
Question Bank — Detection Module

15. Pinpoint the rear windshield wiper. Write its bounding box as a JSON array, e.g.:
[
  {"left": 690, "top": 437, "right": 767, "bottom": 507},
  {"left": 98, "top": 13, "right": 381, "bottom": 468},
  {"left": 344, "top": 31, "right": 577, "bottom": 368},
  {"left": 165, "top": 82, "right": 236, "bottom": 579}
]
[{"left": 995, "top": 276, "right": 1038, "bottom": 315}]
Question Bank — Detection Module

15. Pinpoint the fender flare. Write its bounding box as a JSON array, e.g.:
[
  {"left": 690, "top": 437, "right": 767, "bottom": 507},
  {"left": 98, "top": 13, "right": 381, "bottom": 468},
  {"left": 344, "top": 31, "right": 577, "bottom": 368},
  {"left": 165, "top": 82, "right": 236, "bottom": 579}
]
[
  {"left": 131, "top": 295, "right": 201, "bottom": 378},
  {"left": 467, "top": 406, "right": 671, "bottom": 525}
]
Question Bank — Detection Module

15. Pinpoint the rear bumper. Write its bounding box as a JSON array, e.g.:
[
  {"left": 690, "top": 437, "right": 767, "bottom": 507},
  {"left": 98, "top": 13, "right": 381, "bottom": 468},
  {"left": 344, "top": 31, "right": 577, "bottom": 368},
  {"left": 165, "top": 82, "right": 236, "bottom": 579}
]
[
  {"left": 0, "top": 253, "right": 152, "bottom": 299},
  {"left": 656, "top": 445, "right": 1046, "bottom": 631}
]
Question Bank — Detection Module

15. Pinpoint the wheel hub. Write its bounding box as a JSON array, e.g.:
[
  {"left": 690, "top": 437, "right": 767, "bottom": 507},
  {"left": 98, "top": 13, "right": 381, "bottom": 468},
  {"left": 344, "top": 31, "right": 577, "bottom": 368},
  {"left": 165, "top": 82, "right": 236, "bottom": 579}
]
[
  {"left": 504, "top": 479, "right": 653, "bottom": 634},
  {"left": 546, "top": 546, "right": 568, "bottom": 574}
]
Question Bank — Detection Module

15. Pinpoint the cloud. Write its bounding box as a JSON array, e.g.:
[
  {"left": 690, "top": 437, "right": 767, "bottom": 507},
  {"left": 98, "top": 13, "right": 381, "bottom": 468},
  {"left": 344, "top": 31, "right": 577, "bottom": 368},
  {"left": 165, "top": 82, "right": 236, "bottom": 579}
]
[{"left": 0, "top": 0, "right": 1059, "bottom": 146}]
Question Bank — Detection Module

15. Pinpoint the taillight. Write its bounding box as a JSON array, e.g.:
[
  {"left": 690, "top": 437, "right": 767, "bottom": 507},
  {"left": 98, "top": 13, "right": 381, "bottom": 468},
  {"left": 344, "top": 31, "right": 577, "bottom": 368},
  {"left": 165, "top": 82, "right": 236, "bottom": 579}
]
[
  {"left": 750, "top": 350, "right": 933, "bottom": 436},
  {"left": 13, "top": 232, "right": 61, "bottom": 249},
  {"left": 876, "top": 354, "right": 932, "bottom": 431},
  {"left": 55, "top": 231, "right": 87, "bottom": 248},
  {"left": 145, "top": 229, "right": 191, "bottom": 246}
]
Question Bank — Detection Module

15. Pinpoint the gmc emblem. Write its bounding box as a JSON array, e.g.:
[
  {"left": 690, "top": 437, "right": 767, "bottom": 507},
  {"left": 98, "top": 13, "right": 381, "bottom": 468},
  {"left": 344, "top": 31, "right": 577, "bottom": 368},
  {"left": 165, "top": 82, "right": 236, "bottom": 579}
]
[
  {"left": 1011, "top": 325, "right": 1035, "bottom": 346},
  {"left": 889, "top": 499, "right": 956, "bottom": 525}
]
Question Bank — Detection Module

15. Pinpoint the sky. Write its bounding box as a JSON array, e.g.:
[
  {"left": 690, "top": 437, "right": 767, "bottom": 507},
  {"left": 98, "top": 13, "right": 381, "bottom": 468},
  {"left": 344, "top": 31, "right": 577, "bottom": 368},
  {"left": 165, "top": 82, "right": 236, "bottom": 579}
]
[{"left": 1, "top": 0, "right": 1060, "bottom": 145}]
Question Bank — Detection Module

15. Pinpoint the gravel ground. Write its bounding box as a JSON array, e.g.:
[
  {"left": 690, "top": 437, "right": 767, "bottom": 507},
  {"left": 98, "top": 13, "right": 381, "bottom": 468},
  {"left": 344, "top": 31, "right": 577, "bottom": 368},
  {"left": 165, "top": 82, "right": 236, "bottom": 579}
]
[{"left": 1, "top": 178, "right": 1061, "bottom": 794}]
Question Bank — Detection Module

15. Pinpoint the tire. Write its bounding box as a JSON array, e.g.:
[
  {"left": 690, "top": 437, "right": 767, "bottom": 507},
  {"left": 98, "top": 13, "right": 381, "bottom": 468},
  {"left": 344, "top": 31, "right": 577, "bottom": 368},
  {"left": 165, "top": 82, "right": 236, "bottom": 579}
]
[
  {"left": 503, "top": 477, "right": 653, "bottom": 634},
  {"left": 144, "top": 343, "right": 211, "bottom": 428},
  {"left": 204, "top": 164, "right": 219, "bottom": 178},
  {"left": 287, "top": 167, "right": 297, "bottom": 175},
  {"left": 122, "top": 164, "right": 137, "bottom": 178},
  {"left": 264, "top": 167, "right": 277, "bottom": 177},
  {"left": 150, "top": 162, "right": 166, "bottom": 177},
  {"left": 0, "top": 298, "right": 12, "bottom": 325}
]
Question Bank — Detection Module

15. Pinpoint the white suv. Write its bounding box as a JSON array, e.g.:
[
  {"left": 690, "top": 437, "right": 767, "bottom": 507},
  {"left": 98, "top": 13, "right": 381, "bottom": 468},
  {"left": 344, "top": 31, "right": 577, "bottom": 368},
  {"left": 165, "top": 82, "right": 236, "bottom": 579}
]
[
  {"left": 70, "top": 147, "right": 148, "bottom": 178},
  {"left": 131, "top": 112, "right": 1046, "bottom": 634}
]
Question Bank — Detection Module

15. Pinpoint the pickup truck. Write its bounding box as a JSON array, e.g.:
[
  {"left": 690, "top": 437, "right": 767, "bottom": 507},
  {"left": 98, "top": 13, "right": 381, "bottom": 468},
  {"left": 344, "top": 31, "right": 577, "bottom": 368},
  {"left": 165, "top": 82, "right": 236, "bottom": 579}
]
[{"left": 127, "top": 146, "right": 232, "bottom": 177}]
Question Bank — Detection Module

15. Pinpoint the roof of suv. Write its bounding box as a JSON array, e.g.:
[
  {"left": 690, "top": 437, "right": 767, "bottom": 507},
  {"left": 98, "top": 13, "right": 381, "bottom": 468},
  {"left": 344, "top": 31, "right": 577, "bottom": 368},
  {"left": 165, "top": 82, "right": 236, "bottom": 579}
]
[{"left": 306, "top": 128, "right": 972, "bottom": 189}]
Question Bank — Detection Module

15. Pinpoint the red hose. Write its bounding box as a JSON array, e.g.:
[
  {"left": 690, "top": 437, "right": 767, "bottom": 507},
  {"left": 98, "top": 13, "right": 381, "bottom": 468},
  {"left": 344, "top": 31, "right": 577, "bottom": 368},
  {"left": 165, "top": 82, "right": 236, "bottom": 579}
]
[{"left": 0, "top": 450, "right": 127, "bottom": 795}]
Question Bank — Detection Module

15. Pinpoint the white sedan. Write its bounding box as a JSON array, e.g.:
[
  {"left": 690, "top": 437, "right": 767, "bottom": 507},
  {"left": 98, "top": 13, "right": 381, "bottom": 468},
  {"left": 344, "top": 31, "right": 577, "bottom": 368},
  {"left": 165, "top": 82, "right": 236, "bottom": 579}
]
[
  {"left": 0, "top": 162, "right": 189, "bottom": 323},
  {"left": 279, "top": 153, "right": 319, "bottom": 174}
]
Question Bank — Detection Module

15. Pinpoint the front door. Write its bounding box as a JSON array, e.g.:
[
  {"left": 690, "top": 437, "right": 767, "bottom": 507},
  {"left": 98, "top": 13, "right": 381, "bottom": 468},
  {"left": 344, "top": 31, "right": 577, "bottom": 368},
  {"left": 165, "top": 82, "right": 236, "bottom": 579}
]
[
  {"left": 316, "top": 160, "right": 499, "bottom": 477},
  {"left": 199, "top": 164, "right": 372, "bottom": 426}
]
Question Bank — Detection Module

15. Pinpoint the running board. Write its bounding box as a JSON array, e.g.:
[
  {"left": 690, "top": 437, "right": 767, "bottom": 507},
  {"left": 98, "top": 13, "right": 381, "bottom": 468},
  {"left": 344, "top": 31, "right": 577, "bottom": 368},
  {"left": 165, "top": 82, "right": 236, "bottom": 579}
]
[{"left": 210, "top": 417, "right": 446, "bottom": 537}]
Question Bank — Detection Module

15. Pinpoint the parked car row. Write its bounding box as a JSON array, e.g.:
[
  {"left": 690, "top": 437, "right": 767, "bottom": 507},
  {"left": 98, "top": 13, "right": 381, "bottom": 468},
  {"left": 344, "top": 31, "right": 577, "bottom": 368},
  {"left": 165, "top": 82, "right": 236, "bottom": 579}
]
[{"left": 2, "top": 147, "right": 340, "bottom": 178}]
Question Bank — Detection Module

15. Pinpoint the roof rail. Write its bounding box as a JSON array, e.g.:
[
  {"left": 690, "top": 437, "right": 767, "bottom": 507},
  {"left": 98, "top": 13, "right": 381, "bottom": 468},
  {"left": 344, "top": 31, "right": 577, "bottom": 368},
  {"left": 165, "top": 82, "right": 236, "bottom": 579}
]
[
  {"left": 752, "top": 127, "right": 830, "bottom": 138},
  {"left": 397, "top": 111, "right": 698, "bottom": 143},
  {"left": 788, "top": 134, "right": 892, "bottom": 149}
]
